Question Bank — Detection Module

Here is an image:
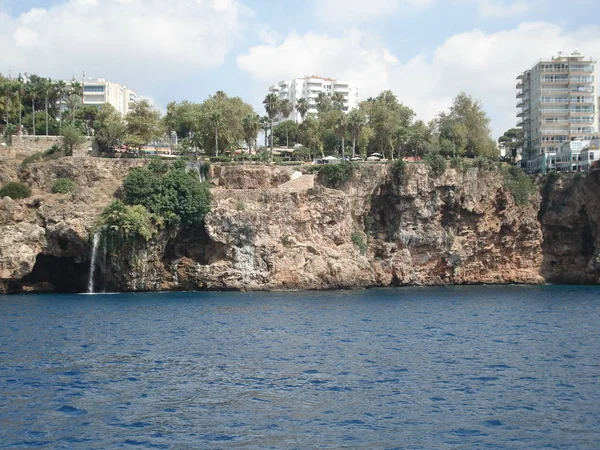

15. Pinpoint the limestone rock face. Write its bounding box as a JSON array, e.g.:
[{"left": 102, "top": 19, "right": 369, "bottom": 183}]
[
  {"left": 0, "top": 155, "right": 599, "bottom": 293},
  {"left": 0, "top": 222, "right": 46, "bottom": 292},
  {"left": 211, "top": 165, "right": 293, "bottom": 189},
  {"left": 539, "top": 171, "right": 600, "bottom": 284}
]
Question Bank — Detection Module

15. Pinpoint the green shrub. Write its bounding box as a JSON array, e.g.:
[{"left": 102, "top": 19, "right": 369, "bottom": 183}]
[
  {"left": 351, "top": 231, "right": 368, "bottom": 254},
  {"left": 45, "top": 144, "right": 62, "bottom": 156},
  {"left": 503, "top": 166, "right": 536, "bottom": 205},
  {"left": 0, "top": 181, "right": 32, "bottom": 200},
  {"left": 99, "top": 200, "right": 162, "bottom": 241},
  {"left": 450, "top": 157, "right": 463, "bottom": 170},
  {"left": 209, "top": 155, "right": 231, "bottom": 163},
  {"left": 21, "top": 153, "right": 43, "bottom": 166},
  {"left": 474, "top": 156, "right": 497, "bottom": 172},
  {"left": 390, "top": 158, "right": 406, "bottom": 177},
  {"left": 281, "top": 235, "right": 293, "bottom": 247},
  {"left": 317, "top": 161, "right": 356, "bottom": 188},
  {"left": 52, "top": 178, "right": 76, "bottom": 194},
  {"left": 122, "top": 160, "right": 211, "bottom": 226},
  {"left": 236, "top": 199, "right": 246, "bottom": 211},
  {"left": 424, "top": 153, "right": 446, "bottom": 177}
]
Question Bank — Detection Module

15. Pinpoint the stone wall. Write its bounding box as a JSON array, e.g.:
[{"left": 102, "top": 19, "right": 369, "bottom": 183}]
[{"left": 1, "top": 136, "right": 93, "bottom": 158}]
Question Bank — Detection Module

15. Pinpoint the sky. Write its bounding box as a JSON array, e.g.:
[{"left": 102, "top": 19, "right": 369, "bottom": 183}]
[{"left": 0, "top": 0, "right": 599, "bottom": 138}]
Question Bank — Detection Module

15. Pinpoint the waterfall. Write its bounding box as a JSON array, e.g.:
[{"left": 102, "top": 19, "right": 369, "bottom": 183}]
[
  {"left": 88, "top": 231, "right": 101, "bottom": 294},
  {"left": 186, "top": 161, "right": 207, "bottom": 182}
]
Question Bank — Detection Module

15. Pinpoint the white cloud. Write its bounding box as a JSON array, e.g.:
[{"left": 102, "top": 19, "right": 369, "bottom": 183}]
[
  {"left": 237, "top": 23, "right": 600, "bottom": 138},
  {"left": 458, "top": 0, "right": 531, "bottom": 18},
  {"left": 0, "top": 0, "right": 247, "bottom": 92},
  {"left": 314, "top": 0, "right": 435, "bottom": 26}
]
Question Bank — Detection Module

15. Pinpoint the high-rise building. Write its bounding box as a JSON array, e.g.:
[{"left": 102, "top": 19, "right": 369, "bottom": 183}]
[
  {"left": 78, "top": 78, "right": 139, "bottom": 115},
  {"left": 517, "top": 50, "right": 598, "bottom": 173},
  {"left": 268, "top": 76, "right": 359, "bottom": 124}
]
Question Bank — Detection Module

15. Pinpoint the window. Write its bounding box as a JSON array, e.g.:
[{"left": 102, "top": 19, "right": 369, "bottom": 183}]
[{"left": 84, "top": 85, "right": 105, "bottom": 93}]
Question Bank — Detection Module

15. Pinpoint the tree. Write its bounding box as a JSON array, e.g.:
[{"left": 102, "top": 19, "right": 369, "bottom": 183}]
[
  {"left": 295, "top": 98, "right": 309, "bottom": 122},
  {"left": 259, "top": 115, "right": 270, "bottom": 149},
  {"left": 263, "top": 93, "right": 280, "bottom": 163},
  {"left": 41, "top": 78, "right": 53, "bottom": 136},
  {"left": 279, "top": 99, "right": 293, "bottom": 147},
  {"left": 348, "top": 109, "right": 366, "bottom": 157},
  {"left": 209, "top": 111, "right": 221, "bottom": 156},
  {"left": 334, "top": 111, "right": 349, "bottom": 159},
  {"left": 125, "top": 99, "right": 162, "bottom": 151},
  {"left": 298, "top": 116, "right": 322, "bottom": 160},
  {"left": 331, "top": 92, "right": 345, "bottom": 110},
  {"left": 316, "top": 92, "right": 333, "bottom": 114},
  {"left": 121, "top": 161, "right": 211, "bottom": 226},
  {"left": 0, "top": 78, "right": 19, "bottom": 127},
  {"left": 25, "top": 81, "right": 38, "bottom": 135},
  {"left": 360, "top": 90, "right": 415, "bottom": 160},
  {"left": 61, "top": 125, "right": 86, "bottom": 156},
  {"left": 406, "top": 120, "right": 429, "bottom": 159},
  {"left": 498, "top": 128, "right": 523, "bottom": 162},
  {"left": 67, "top": 80, "right": 83, "bottom": 124},
  {"left": 95, "top": 103, "right": 126, "bottom": 153},
  {"left": 272, "top": 120, "right": 299, "bottom": 148},
  {"left": 437, "top": 92, "right": 496, "bottom": 158},
  {"left": 55, "top": 80, "right": 67, "bottom": 134},
  {"left": 242, "top": 113, "right": 260, "bottom": 153}
]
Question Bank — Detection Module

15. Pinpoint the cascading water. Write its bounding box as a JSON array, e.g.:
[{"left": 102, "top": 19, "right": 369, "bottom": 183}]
[{"left": 88, "top": 231, "right": 101, "bottom": 294}]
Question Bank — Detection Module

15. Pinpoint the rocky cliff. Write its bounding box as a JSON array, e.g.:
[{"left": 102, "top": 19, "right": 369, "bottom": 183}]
[{"left": 0, "top": 155, "right": 598, "bottom": 294}]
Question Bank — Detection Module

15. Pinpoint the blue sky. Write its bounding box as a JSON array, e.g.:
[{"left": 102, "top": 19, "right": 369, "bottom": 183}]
[{"left": 1, "top": 0, "right": 599, "bottom": 137}]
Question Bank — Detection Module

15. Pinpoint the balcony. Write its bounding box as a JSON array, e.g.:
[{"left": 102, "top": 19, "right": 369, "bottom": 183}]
[
  {"left": 569, "top": 65, "right": 594, "bottom": 73},
  {"left": 541, "top": 127, "right": 570, "bottom": 135},
  {"left": 570, "top": 76, "right": 594, "bottom": 83},
  {"left": 542, "top": 77, "right": 569, "bottom": 83},
  {"left": 541, "top": 108, "right": 569, "bottom": 114},
  {"left": 571, "top": 128, "right": 595, "bottom": 134},
  {"left": 516, "top": 82, "right": 524, "bottom": 89},
  {"left": 542, "top": 87, "right": 569, "bottom": 93},
  {"left": 571, "top": 106, "right": 595, "bottom": 113}
]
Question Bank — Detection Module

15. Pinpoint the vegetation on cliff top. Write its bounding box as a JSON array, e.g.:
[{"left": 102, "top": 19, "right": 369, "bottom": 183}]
[
  {"left": 316, "top": 161, "right": 357, "bottom": 188},
  {"left": 502, "top": 165, "right": 536, "bottom": 205}
]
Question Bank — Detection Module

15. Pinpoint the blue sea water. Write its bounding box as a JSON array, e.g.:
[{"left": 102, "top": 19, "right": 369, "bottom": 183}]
[{"left": 0, "top": 285, "right": 599, "bottom": 449}]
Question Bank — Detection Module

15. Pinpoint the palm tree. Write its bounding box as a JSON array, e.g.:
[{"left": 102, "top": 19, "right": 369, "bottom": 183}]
[
  {"left": 331, "top": 92, "right": 345, "bottom": 110},
  {"left": 69, "top": 80, "right": 83, "bottom": 124},
  {"left": 55, "top": 80, "right": 67, "bottom": 135},
  {"left": 263, "top": 93, "right": 280, "bottom": 163},
  {"left": 259, "top": 115, "right": 270, "bottom": 150},
  {"left": 295, "top": 98, "right": 309, "bottom": 122},
  {"left": 335, "top": 112, "right": 349, "bottom": 159},
  {"left": 1, "top": 80, "right": 16, "bottom": 127},
  {"left": 209, "top": 111, "right": 221, "bottom": 156},
  {"left": 348, "top": 109, "right": 366, "bottom": 158},
  {"left": 242, "top": 114, "right": 260, "bottom": 154},
  {"left": 279, "top": 99, "right": 293, "bottom": 148},
  {"left": 26, "top": 82, "right": 38, "bottom": 136},
  {"left": 42, "top": 78, "right": 53, "bottom": 136}
]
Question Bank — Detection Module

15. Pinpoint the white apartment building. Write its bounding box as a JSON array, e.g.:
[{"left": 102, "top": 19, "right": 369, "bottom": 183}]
[
  {"left": 79, "top": 78, "right": 139, "bottom": 115},
  {"left": 517, "top": 50, "right": 598, "bottom": 173},
  {"left": 268, "top": 76, "right": 359, "bottom": 124}
]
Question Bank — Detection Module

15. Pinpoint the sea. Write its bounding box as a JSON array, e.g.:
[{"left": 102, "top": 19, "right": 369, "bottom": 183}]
[{"left": 1, "top": 285, "right": 599, "bottom": 449}]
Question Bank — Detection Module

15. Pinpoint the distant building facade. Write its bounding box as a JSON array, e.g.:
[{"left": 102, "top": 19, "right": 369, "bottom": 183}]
[
  {"left": 517, "top": 50, "right": 598, "bottom": 173},
  {"left": 79, "top": 78, "right": 139, "bottom": 115},
  {"left": 268, "top": 76, "right": 359, "bottom": 124}
]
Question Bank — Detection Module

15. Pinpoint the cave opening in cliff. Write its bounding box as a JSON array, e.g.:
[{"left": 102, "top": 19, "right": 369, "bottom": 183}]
[
  {"left": 20, "top": 254, "right": 96, "bottom": 293},
  {"left": 164, "top": 225, "right": 227, "bottom": 265}
]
